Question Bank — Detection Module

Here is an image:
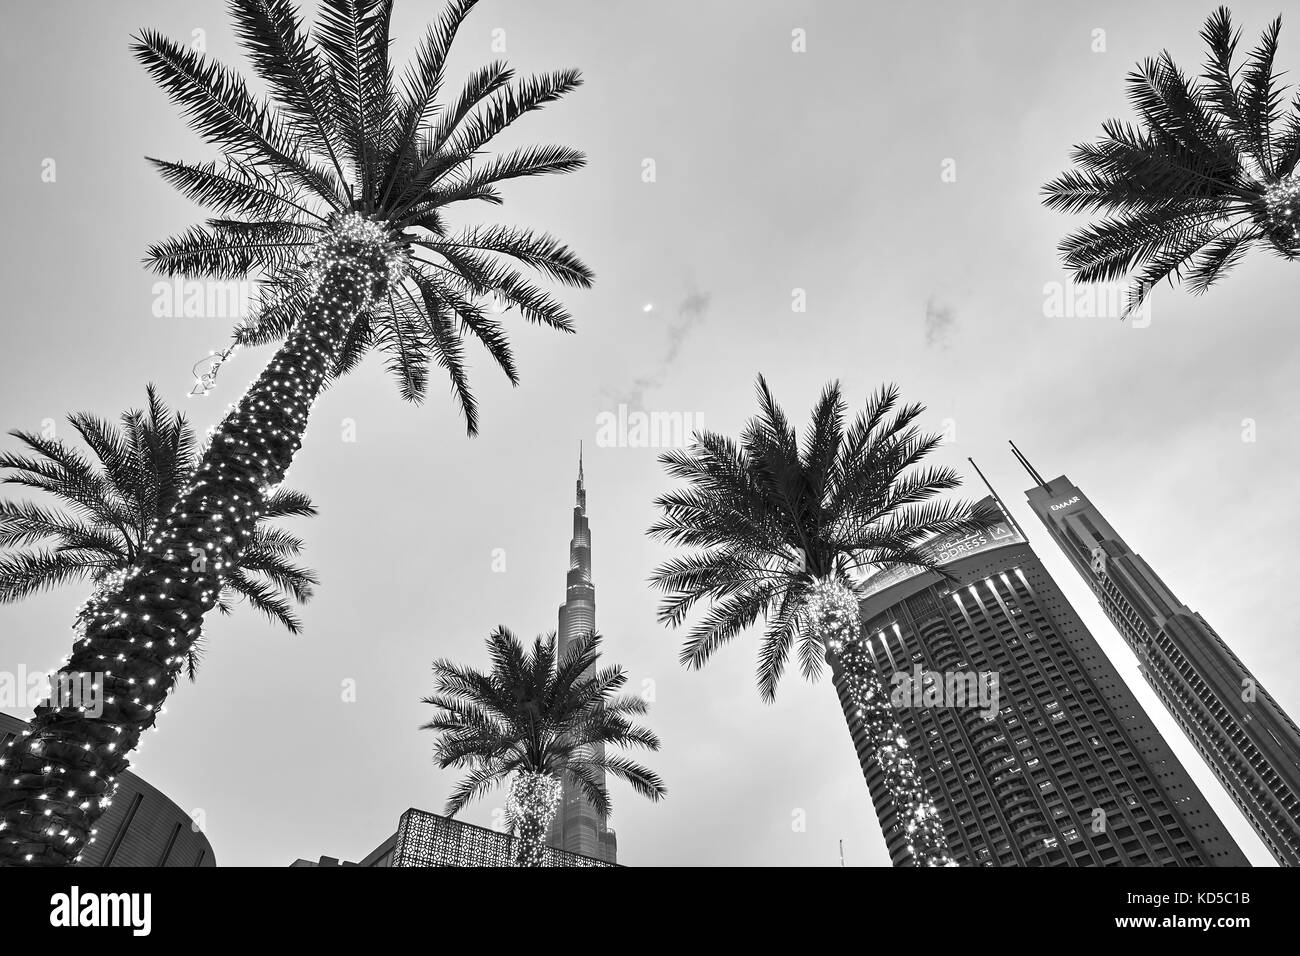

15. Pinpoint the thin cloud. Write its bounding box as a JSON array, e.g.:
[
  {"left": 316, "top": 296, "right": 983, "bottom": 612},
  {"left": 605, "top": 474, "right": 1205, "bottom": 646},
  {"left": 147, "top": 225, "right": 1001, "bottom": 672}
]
[
  {"left": 925, "top": 296, "right": 957, "bottom": 349},
  {"left": 606, "top": 290, "right": 711, "bottom": 408}
]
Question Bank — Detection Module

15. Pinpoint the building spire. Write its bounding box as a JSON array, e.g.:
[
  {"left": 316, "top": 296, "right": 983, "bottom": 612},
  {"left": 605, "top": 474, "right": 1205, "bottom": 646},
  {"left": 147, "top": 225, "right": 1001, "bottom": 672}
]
[
  {"left": 1008, "top": 440, "right": 1050, "bottom": 492},
  {"left": 968, "top": 456, "right": 1029, "bottom": 542},
  {"left": 575, "top": 441, "right": 586, "bottom": 512}
]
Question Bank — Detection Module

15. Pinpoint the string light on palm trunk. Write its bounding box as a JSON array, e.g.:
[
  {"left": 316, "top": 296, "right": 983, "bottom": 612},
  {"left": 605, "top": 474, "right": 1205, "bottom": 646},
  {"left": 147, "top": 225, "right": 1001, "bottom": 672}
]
[
  {"left": 2, "top": 212, "right": 407, "bottom": 865},
  {"left": 506, "top": 771, "right": 563, "bottom": 867},
  {"left": 1263, "top": 174, "right": 1300, "bottom": 251},
  {"left": 303, "top": 212, "right": 410, "bottom": 294},
  {"left": 147, "top": 211, "right": 405, "bottom": 642},
  {"left": 0, "top": 573, "right": 133, "bottom": 862},
  {"left": 809, "top": 578, "right": 956, "bottom": 867},
  {"left": 139, "top": 215, "right": 405, "bottom": 663},
  {"left": 73, "top": 569, "right": 128, "bottom": 640}
]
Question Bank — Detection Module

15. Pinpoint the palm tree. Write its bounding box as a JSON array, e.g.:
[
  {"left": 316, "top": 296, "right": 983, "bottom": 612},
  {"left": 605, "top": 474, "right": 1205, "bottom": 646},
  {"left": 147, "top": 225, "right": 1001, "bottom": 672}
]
[
  {"left": 648, "top": 376, "right": 1000, "bottom": 867},
  {"left": 422, "top": 627, "right": 665, "bottom": 866},
  {"left": 0, "top": 0, "right": 590, "bottom": 866},
  {"left": 0, "top": 386, "right": 317, "bottom": 681},
  {"left": 1043, "top": 6, "right": 1300, "bottom": 317}
]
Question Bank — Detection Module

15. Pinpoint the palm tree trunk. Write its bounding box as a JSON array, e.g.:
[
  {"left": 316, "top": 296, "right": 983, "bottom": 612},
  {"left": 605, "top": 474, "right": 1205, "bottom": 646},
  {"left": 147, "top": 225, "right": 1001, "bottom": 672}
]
[
  {"left": 0, "top": 236, "right": 389, "bottom": 866},
  {"left": 508, "top": 772, "right": 562, "bottom": 867},
  {"left": 827, "top": 635, "right": 955, "bottom": 866}
]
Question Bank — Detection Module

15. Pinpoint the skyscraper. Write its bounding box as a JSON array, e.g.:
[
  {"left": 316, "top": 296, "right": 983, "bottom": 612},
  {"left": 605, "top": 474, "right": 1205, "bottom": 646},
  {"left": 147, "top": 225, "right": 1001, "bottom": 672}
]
[
  {"left": 546, "top": 448, "right": 618, "bottom": 863},
  {"left": 1013, "top": 443, "right": 1300, "bottom": 866},
  {"left": 846, "top": 494, "right": 1248, "bottom": 866}
]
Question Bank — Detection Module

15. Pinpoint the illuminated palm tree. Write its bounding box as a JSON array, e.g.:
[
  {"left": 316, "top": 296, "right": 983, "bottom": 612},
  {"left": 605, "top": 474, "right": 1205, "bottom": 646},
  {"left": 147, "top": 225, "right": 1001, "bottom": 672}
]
[
  {"left": 0, "top": 386, "right": 317, "bottom": 679},
  {"left": 422, "top": 628, "right": 664, "bottom": 866},
  {"left": 0, "top": 0, "right": 590, "bottom": 865},
  {"left": 1043, "top": 6, "right": 1300, "bottom": 316},
  {"left": 649, "top": 376, "right": 998, "bottom": 866}
]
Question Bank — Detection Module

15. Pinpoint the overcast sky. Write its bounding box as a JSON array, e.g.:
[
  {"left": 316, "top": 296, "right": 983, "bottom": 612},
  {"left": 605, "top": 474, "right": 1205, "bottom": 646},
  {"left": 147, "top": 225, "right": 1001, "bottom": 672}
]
[{"left": 2, "top": 0, "right": 1297, "bottom": 866}]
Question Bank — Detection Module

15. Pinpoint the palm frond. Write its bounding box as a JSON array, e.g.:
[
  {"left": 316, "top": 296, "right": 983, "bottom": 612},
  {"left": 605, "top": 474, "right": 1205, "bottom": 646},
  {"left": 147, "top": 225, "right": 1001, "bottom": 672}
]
[
  {"left": 229, "top": 0, "right": 351, "bottom": 191},
  {"left": 146, "top": 157, "right": 325, "bottom": 221},
  {"left": 0, "top": 389, "right": 319, "bottom": 650},
  {"left": 131, "top": 28, "right": 342, "bottom": 204},
  {"left": 146, "top": 220, "right": 320, "bottom": 279},
  {"left": 0, "top": 550, "right": 100, "bottom": 603},
  {"left": 222, "top": 570, "right": 304, "bottom": 633}
]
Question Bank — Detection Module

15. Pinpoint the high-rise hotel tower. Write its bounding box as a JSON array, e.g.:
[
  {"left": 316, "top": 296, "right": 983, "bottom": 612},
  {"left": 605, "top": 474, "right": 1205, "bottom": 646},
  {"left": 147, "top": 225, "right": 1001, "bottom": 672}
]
[
  {"left": 1013, "top": 443, "right": 1300, "bottom": 866},
  {"left": 546, "top": 449, "right": 618, "bottom": 863},
  {"left": 848, "top": 488, "right": 1247, "bottom": 866}
]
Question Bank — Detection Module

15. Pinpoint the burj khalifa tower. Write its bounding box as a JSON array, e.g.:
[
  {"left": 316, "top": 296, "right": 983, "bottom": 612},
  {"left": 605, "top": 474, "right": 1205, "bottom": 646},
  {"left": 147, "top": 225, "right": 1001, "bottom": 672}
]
[{"left": 546, "top": 447, "right": 618, "bottom": 862}]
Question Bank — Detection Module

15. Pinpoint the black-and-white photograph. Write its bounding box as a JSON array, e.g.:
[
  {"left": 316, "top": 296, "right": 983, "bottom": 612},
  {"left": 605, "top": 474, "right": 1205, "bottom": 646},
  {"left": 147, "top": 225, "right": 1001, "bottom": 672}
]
[{"left": 0, "top": 0, "right": 1295, "bottom": 937}]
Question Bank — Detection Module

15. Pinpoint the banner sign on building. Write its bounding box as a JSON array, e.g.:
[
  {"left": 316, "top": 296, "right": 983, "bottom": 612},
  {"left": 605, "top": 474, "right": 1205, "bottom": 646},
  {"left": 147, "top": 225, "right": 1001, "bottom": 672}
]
[{"left": 859, "top": 518, "right": 1024, "bottom": 600}]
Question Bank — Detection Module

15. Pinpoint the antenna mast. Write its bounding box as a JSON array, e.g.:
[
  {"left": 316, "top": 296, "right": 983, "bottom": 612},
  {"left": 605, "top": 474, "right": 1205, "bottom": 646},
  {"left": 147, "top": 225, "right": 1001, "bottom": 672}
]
[
  {"left": 1008, "top": 440, "right": 1050, "bottom": 492},
  {"left": 968, "top": 457, "right": 1030, "bottom": 542}
]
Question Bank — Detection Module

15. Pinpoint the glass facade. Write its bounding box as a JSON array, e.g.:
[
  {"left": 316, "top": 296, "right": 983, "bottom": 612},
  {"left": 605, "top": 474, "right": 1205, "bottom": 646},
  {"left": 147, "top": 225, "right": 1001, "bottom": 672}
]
[
  {"left": 1023, "top": 475, "right": 1300, "bottom": 866},
  {"left": 845, "top": 515, "right": 1248, "bottom": 867}
]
